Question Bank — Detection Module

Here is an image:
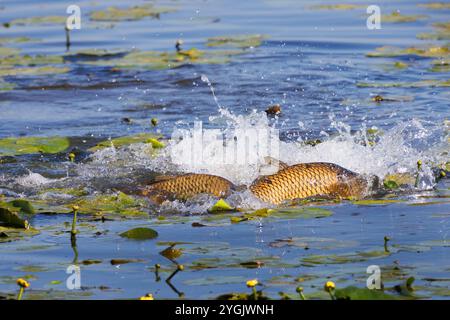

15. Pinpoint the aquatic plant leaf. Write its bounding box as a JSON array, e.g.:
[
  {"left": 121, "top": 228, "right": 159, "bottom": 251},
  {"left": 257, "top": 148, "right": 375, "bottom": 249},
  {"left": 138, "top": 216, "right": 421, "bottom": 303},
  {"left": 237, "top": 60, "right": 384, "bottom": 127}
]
[
  {"left": 418, "top": 3, "right": 450, "bottom": 10},
  {"left": 302, "top": 249, "right": 389, "bottom": 265},
  {"left": 335, "top": 286, "right": 399, "bottom": 300},
  {"left": 8, "top": 16, "right": 66, "bottom": 26},
  {"left": 269, "top": 207, "right": 333, "bottom": 219},
  {"left": 0, "top": 47, "right": 20, "bottom": 57},
  {"left": 383, "top": 173, "right": 416, "bottom": 187},
  {"left": 381, "top": 11, "right": 427, "bottom": 23},
  {"left": 0, "top": 66, "right": 69, "bottom": 77},
  {"left": 0, "top": 137, "right": 70, "bottom": 156},
  {"left": 0, "top": 54, "right": 63, "bottom": 67},
  {"left": 110, "top": 259, "right": 144, "bottom": 265},
  {"left": 309, "top": 4, "right": 364, "bottom": 10},
  {"left": 69, "top": 192, "right": 146, "bottom": 215},
  {"left": 366, "top": 45, "right": 450, "bottom": 58},
  {"left": 0, "top": 136, "right": 70, "bottom": 156},
  {"left": 119, "top": 227, "right": 158, "bottom": 240},
  {"left": 206, "top": 35, "right": 265, "bottom": 48},
  {"left": 357, "top": 80, "right": 450, "bottom": 88},
  {"left": 216, "top": 291, "right": 268, "bottom": 300},
  {"left": 0, "top": 226, "right": 39, "bottom": 243},
  {"left": 90, "top": 5, "right": 175, "bottom": 22},
  {"left": 65, "top": 49, "right": 130, "bottom": 58},
  {"left": 8, "top": 199, "right": 35, "bottom": 215},
  {"left": 160, "top": 246, "right": 183, "bottom": 260},
  {"left": 0, "top": 207, "right": 29, "bottom": 229},
  {"left": 0, "top": 37, "right": 34, "bottom": 44},
  {"left": 352, "top": 199, "right": 402, "bottom": 206},
  {"left": 147, "top": 138, "right": 165, "bottom": 149},
  {"left": 208, "top": 199, "right": 234, "bottom": 213},
  {"left": 87, "top": 133, "right": 162, "bottom": 152}
]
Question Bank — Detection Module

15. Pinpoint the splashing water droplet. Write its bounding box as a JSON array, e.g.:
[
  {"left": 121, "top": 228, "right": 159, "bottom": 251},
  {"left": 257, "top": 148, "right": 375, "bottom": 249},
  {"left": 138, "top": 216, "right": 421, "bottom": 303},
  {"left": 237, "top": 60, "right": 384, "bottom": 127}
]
[{"left": 201, "top": 74, "right": 221, "bottom": 109}]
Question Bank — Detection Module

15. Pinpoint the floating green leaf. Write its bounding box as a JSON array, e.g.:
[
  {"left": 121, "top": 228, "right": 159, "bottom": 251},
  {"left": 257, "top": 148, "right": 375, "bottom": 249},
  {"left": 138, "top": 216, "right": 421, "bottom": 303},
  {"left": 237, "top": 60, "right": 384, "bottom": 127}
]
[
  {"left": 206, "top": 35, "right": 265, "bottom": 48},
  {"left": 0, "top": 66, "right": 70, "bottom": 77},
  {"left": 418, "top": 3, "right": 450, "bottom": 10},
  {"left": 367, "top": 45, "right": 449, "bottom": 58},
  {"left": 90, "top": 5, "right": 175, "bottom": 22},
  {"left": 8, "top": 16, "right": 66, "bottom": 26},
  {"left": 0, "top": 47, "right": 20, "bottom": 57},
  {"left": 69, "top": 192, "right": 146, "bottom": 215},
  {"left": 87, "top": 133, "right": 162, "bottom": 152},
  {"left": 119, "top": 227, "right": 158, "bottom": 240},
  {"left": 269, "top": 207, "right": 333, "bottom": 219},
  {"left": 381, "top": 11, "right": 427, "bottom": 23},
  {"left": 335, "top": 286, "right": 399, "bottom": 300},
  {"left": 352, "top": 199, "right": 402, "bottom": 206},
  {"left": 0, "top": 54, "right": 63, "bottom": 67},
  {"left": 0, "top": 136, "right": 70, "bottom": 156},
  {"left": 357, "top": 80, "right": 450, "bottom": 88},
  {"left": 309, "top": 4, "right": 364, "bottom": 10},
  {"left": 208, "top": 199, "right": 234, "bottom": 213},
  {"left": 0, "top": 207, "right": 29, "bottom": 229}
]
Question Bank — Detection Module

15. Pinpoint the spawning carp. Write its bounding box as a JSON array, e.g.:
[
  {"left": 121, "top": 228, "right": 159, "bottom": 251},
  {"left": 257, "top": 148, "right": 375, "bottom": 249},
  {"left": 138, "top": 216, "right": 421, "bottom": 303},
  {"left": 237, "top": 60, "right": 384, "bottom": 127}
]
[
  {"left": 143, "top": 162, "right": 370, "bottom": 205},
  {"left": 250, "top": 162, "right": 368, "bottom": 204},
  {"left": 142, "top": 173, "right": 234, "bottom": 204}
]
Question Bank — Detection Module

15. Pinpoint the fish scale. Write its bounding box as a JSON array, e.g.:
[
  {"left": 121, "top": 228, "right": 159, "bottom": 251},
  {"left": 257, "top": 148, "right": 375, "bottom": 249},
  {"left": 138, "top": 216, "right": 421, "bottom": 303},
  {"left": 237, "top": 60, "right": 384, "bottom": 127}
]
[
  {"left": 142, "top": 163, "right": 369, "bottom": 205},
  {"left": 142, "top": 173, "right": 234, "bottom": 203},
  {"left": 250, "top": 163, "right": 367, "bottom": 204}
]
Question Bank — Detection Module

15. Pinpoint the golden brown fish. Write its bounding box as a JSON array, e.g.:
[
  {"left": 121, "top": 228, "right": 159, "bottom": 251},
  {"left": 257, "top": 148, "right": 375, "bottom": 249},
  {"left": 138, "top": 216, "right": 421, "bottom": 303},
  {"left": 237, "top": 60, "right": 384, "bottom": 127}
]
[
  {"left": 250, "top": 162, "right": 368, "bottom": 204},
  {"left": 142, "top": 162, "right": 370, "bottom": 205},
  {"left": 142, "top": 173, "right": 234, "bottom": 204}
]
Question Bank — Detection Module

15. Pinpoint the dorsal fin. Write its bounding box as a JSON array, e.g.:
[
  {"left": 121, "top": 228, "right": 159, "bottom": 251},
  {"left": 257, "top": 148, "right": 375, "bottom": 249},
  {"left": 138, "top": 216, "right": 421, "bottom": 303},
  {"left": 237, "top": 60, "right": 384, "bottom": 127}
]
[{"left": 263, "top": 157, "right": 289, "bottom": 170}]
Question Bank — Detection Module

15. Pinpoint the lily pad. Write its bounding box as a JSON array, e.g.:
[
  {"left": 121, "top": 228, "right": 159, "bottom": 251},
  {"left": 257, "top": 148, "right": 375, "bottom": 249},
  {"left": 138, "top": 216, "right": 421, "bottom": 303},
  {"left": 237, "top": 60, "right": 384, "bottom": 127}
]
[
  {"left": 69, "top": 192, "right": 146, "bottom": 215},
  {"left": 309, "top": 4, "right": 364, "bottom": 10},
  {"left": 87, "top": 133, "right": 162, "bottom": 152},
  {"left": 269, "top": 207, "right": 333, "bottom": 219},
  {"left": 381, "top": 11, "right": 427, "bottom": 23},
  {"left": 0, "top": 136, "right": 70, "bottom": 156},
  {"left": 0, "top": 37, "right": 34, "bottom": 44},
  {"left": 366, "top": 45, "right": 449, "bottom": 58},
  {"left": 206, "top": 35, "right": 265, "bottom": 48},
  {"left": 82, "top": 48, "right": 240, "bottom": 71},
  {"left": 0, "top": 66, "right": 70, "bottom": 77},
  {"left": 0, "top": 47, "right": 20, "bottom": 57},
  {"left": 0, "top": 226, "right": 39, "bottom": 243},
  {"left": 119, "top": 227, "right": 158, "bottom": 240},
  {"left": 0, "top": 207, "right": 29, "bottom": 229},
  {"left": 418, "top": 22, "right": 450, "bottom": 41},
  {"left": 90, "top": 5, "right": 175, "bottom": 22},
  {"left": 0, "top": 54, "right": 63, "bottom": 67},
  {"left": 418, "top": 3, "right": 450, "bottom": 10},
  {"left": 208, "top": 199, "right": 234, "bottom": 213},
  {"left": 352, "top": 199, "right": 403, "bottom": 206},
  {"left": 357, "top": 80, "right": 450, "bottom": 88},
  {"left": 302, "top": 249, "right": 390, "bottom": 265},
  {"left": 335, "top": 286, "right": 399, "bottom": 300},
  {"left": 8, "top": 16, "right": 66, "bottom": 26}
]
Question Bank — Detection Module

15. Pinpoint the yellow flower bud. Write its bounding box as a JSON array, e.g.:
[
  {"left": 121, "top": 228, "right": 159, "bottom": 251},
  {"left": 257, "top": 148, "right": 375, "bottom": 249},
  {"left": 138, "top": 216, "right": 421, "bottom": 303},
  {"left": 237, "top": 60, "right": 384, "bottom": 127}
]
[
  {"left": 17, "top": 278, "right": 30, "bottom": 288},
  {"left": 139, "top": 293, "right": 154, "bottom": 300},
  {"left": 246, "top": 279, "right": 258, "bottom": 288},
  {"left": 324, "top": 281, "right": 335, "bottom": 292},
  {"left": 71, "top": 205, "right": 80, "bottom": 212}
]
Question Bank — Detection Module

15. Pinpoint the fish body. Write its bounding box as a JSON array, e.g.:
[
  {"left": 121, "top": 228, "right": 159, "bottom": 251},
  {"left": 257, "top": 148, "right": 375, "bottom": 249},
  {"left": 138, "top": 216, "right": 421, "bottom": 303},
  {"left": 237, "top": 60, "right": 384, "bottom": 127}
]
[
  {"left": 250, "top": 162, "right": 368, "bottom": 204},
  {"left": 142, "top": 173, "right": 234, "bottom": 203}
]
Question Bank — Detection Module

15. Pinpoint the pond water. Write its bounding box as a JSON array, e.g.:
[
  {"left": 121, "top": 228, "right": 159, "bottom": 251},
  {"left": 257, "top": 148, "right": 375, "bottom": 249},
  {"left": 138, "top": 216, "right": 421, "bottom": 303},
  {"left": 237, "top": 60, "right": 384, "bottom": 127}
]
[{"left": 0, "top": 0, "right": 449, "bottom": 299}]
